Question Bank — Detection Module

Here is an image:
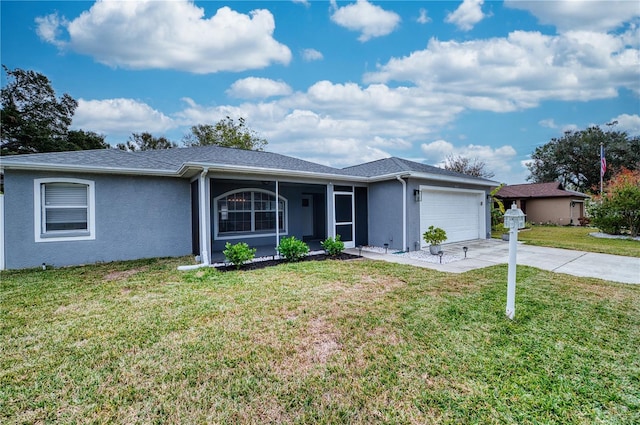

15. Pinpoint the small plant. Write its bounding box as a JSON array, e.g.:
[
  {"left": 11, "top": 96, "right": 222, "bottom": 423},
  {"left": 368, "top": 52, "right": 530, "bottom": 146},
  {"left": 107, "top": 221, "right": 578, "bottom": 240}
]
[
  {"left": 277, "top": 236, "right": 309, "bottom": 262},
  {"left": 223, "top": 242, "right": 257, "bottom": 269},
  {"left": 423, "top": 225, "right": 447, "bottom": 246},
  {"left": 321, "top": 235, "right": 345, "bottom": 256}
]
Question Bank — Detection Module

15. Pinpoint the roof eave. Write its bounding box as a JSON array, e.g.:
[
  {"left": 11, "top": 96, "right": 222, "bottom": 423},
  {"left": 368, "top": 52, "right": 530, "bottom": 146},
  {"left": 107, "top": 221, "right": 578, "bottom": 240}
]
[
  {"left": 1, "top": 162, "right": 177, "bottom": 176},
  {"left": 178, "top": 162, "right": 370, "bottom": 182}
]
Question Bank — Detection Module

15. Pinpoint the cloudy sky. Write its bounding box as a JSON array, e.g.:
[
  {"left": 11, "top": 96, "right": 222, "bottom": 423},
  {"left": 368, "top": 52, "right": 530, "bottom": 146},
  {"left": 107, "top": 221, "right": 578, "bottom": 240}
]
[{"left": 2, "top": 0, "right": 639, "bottom": 183}]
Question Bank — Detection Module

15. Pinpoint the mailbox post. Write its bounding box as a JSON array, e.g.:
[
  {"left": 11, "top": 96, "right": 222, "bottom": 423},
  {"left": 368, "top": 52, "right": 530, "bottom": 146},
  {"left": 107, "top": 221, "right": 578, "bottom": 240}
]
[{"left": 503, "top": 202, "right": 526, "bottom": 320}]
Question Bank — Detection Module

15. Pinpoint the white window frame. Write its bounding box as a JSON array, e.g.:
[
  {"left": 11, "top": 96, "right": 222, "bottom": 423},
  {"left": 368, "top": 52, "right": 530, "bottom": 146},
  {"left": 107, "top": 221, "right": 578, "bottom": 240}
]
[
  {"left": 34, "top": 178, "right": 96, "bottom": 243},
  {"left": 214, "top": 188, "right": 288, "bottom": 240}
]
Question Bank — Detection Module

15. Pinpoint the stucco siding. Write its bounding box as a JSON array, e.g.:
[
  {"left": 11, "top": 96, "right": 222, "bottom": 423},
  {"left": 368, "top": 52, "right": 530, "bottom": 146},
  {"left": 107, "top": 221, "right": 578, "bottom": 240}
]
[
  {"left": 4, "top": 170, "right": 191, "bottom": 269},
  {"left": 368, "top": 180, "right": 404, "bottom": 250},
  {"left": 524, "top": 198, "right": 585, "bottom": 225}
]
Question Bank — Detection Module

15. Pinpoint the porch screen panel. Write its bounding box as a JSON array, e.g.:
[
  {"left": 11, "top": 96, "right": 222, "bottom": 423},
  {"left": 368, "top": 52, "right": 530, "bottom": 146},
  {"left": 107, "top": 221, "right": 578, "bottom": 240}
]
[
  {"left": 334, "top": 194, "right": 352, "bottom": 222},
  {"left": 219, "top": 191, "right": 252, "bottom": 233},
  {"left": 336, "top": 224, "right": 353, "bottom": 242},
  {"left": 217, "top": 190, "right": 286, "bottom": 235}
]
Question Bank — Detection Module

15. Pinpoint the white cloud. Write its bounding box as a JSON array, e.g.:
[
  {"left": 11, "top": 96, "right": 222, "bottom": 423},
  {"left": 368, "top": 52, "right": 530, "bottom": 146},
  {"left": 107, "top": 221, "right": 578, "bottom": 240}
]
[
  {"left": 301, "top": 48, "right": 324, "bottom": 62},
  {"left": 226, "top": 77, "right": 292, "bottom": 99},
  {"left": 504, "top": 0, "right": 640, "bottom": 32},
  {"left": 364, "top": 30, "right": 640, "bottom": 111},
  {"left": 538, "top": 119, "right": 557, "bottom": 129},
  {"left": 36, "top": 0, "right": 291, "bottom": 73},
  {"left": 417, "top": 8, "right": 431, "bottom": 24},
  {"left": 72, "top": 98, "right": 174, "bottom": 135},
  {"left": 421, "top": 140, "right": 518, "bottom": 182},
  {"left": 330, "top": 0, "right": 401, "bottom": 42},
  {"left": 445, "top": 0, "right": 487, "bottom": 31},
  {"left": 610, "top": 113, "right": 640, "bottom": 136}
]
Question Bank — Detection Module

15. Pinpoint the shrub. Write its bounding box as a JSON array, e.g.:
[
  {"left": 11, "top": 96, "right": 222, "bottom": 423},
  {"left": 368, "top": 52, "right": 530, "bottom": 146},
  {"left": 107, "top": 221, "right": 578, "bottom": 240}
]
[
  {"left": 423, "top": 225, "right": 447, "bottom": 246},
  {"left": 223, "top": 242, "right": 257, "bottom": 269},
  {"left": 277, "top": 236, "right": 309, "bottom": 262},
  {"left": 321, "top": 235, "right": 345, "bottom": 256},
  {"left": 589, "top": 168, "right": 640, "bottom": 236}
]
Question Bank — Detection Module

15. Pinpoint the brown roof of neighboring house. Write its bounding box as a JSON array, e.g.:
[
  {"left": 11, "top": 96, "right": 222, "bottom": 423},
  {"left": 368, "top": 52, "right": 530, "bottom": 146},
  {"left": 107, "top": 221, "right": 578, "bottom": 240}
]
[{"left": 496, "top": 182, "right": 589, "bottom": 199}]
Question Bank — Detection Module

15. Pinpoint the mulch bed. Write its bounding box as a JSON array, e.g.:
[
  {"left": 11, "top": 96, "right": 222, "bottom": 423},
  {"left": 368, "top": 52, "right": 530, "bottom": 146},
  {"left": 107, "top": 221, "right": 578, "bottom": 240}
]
[{"left": 215, "top": 252, "right": 361, "bottom": 272}]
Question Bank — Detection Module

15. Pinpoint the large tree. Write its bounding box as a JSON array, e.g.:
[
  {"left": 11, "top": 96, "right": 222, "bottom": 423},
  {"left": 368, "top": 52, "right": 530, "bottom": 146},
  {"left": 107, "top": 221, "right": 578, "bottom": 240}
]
[
  {"left": 444, "top": 154, "right": 495, "bottom": 179},
  {"left": 66, "top": 130, "right": 109, "bottom": 151},
  {"left": 1, "top": 66, "right": 78, "bottom": 155},
  {"left": 183, "top": 116, "right": 267, "bottom": 151},
  {"left": 527, "top": 125, "right": 640, "bottom": 193},
  {"left": 116, "top": 132, "right": 176, "bottom": 151}
]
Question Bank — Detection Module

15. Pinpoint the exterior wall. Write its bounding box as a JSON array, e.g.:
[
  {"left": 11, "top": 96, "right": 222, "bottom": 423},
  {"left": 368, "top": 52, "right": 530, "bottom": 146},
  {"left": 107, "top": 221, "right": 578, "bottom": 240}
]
[
  {"left": 367, "top": 180, "right": 404, "bottom": 250},
  {"left": 520, "top": 197, "right": 585, "bottom": 225},
  {"left": 209, "top": 179, "right": 327, "bottom": 253},
  {"left": 4, "top": 170, "right": 192, "bottom": 269}
]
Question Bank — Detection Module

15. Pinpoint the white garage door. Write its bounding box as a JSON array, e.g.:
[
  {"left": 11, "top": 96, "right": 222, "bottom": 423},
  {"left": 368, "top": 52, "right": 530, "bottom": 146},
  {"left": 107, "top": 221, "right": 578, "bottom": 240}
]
[{"left": 420, "top": 188, "right": 485, "bottom": 245}]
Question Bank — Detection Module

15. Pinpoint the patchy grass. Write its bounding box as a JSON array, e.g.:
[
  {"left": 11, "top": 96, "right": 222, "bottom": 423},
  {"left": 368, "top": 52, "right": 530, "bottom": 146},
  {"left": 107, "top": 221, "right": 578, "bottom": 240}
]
[
  {"left": 2, "top": 257, "right": 639, "bottom": 424},
  {"left": 493, "top": 225, "right": 640, "bottom": 257}
]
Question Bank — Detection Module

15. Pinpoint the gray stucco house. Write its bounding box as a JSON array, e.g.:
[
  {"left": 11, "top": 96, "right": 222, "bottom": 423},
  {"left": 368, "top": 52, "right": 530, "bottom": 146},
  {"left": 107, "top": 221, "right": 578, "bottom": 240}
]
[{"left": 0, "top": 146, "right": 497, "bottom": 269}]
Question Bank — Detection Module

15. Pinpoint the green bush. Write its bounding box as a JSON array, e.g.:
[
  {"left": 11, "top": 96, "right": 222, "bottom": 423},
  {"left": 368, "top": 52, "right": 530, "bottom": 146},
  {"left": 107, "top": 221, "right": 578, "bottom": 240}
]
[
  {"left": 223, "top": 242, "right": 257, "bottom": 269},
  {"left": 277, "top": 236, "right": 309, "bottom": 262},
  {"left": 321, "top": 235, "right": 345, "bottom": 256},
  {"left": 423, "top": 225, "right": 447, "bottom": 245}
]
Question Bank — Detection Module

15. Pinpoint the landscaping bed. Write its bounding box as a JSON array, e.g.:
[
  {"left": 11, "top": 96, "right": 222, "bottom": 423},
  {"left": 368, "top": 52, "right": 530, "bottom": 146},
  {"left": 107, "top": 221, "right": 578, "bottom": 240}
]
[{"left": 215, "top": 251, "right": 360, "bottom": 272}]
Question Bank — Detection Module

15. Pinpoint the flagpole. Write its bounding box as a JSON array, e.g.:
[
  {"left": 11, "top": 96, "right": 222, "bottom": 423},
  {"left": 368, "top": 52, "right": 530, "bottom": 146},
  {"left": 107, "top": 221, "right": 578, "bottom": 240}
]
[{"left": 600, "top": 142, "right": 604, "bottom": 196}]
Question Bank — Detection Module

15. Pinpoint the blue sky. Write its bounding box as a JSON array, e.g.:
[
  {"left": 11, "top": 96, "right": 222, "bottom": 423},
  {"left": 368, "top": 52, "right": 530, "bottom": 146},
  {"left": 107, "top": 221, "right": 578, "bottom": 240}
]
[{"left": 2, "top": 0, "right": 639, "bottom": 183}]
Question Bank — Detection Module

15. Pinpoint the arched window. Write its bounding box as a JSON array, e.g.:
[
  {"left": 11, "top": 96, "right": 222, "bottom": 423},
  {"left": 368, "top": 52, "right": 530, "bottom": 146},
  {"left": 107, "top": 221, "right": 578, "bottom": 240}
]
[{"left": 215, "top": 189, "right": 286, "bottom": 238}]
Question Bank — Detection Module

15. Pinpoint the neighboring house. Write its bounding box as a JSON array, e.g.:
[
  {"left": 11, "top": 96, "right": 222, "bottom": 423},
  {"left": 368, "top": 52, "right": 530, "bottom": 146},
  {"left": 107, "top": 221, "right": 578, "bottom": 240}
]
[
  {"left": 495, "top": 182, "right": 589, "bottom": 226},
  {"left": 0, "top": 146, "right": 497, "bottom": 269}
]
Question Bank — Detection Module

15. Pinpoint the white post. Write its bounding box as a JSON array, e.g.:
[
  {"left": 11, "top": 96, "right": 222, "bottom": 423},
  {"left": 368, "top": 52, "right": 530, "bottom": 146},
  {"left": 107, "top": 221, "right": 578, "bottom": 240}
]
[
  {"left": 506, "top": 225, "right": 518, "bottom": 320},
  {"left": 199, "top": 168, "right": 210, "bottom": 265}
]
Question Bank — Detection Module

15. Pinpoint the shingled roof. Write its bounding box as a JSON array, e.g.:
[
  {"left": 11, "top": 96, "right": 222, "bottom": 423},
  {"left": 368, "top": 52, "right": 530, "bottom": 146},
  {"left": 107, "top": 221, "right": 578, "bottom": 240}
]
[
  {"left": 342, "top": 157, "right": 497, "bottom": 184},
  {"left": 495, "top": 182, "right": 588, "bottom": 199},
  {"left": 1, "top": 146, "right": 497, "bottom": 186}
]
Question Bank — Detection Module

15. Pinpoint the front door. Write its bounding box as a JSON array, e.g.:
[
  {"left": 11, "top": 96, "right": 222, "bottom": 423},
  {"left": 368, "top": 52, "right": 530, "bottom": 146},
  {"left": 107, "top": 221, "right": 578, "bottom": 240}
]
[
  {"left": 334, "top": 188, "right": 355, "bottom": 248},
  {"left": 301, "top": 194, "right": 314, "bottom": 239}
]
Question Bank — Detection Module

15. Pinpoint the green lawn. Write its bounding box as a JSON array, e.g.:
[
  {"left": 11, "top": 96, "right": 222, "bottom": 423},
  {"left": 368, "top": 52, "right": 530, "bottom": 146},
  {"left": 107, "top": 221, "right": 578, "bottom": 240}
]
[
  {"left": 2, "top": 257, "right": 639, "bottom": 424},
  {"left": 492, "top": 225, "right": 640, "bottom": 257}
]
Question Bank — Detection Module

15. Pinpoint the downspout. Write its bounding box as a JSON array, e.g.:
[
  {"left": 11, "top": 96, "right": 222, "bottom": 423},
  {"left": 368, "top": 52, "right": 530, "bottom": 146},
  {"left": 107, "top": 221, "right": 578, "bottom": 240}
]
[
  {"left": 275, "top": 179, "right": 279, "bottom": 250},
  {"left": 199, "top": 167, "right": 210, "bottom": 265},
  {"left": 396, "top": 176, "right": 407, "bottom": 252}
]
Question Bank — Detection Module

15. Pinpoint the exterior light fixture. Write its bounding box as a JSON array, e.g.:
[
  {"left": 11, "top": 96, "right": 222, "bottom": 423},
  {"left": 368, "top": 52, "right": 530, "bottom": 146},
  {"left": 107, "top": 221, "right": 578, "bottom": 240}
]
[
  {"left": 463, "top": 246, "right": 468, "bottom": 258},
  {"left": 414, "top": 189, "right": 422, "bottom": 202},
  {"left": 357, "top": 245, "right": 363, "bottom": 257},
  {"left": 438, "top": 250, "right": 444, "bottom": 263},
  {"left": 384, "top": 243, "right": 389, "bottom": 254}
]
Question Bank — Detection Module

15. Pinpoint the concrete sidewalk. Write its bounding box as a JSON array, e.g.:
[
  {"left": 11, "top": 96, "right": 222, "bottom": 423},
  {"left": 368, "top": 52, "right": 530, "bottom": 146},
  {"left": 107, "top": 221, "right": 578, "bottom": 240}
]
[{"left": 346, "top": 239, "right": 640, "bottom": 284}]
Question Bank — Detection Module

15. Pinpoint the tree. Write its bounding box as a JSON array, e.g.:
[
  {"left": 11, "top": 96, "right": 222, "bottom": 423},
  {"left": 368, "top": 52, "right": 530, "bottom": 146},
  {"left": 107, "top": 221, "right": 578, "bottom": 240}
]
[
  {"left": 1, "top": 65, "right": 77, "bottom": 155},
  {"left": 66, "top": 130, "right": 109, "bottom": 151},
  {"left": 183, "top": 116, "right": 267, "bottom": 151},
  {"left": 588, "top": 168, "right": 640, "bottom": 236},
  {"left": 444, "top": 154, "right": 495, "bottom": 178},
  {"left": 527, "top": 125, "right": 640, "bottom": 193},
  {"left": 116, "top": 132, "right": 176, "bottom": 151}
]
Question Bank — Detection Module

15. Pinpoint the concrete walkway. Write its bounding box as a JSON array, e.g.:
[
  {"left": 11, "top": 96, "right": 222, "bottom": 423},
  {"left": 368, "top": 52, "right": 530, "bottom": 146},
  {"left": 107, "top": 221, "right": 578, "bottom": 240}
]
[{"left": 346, "top": 239, "right": 640, "bottom": 284}]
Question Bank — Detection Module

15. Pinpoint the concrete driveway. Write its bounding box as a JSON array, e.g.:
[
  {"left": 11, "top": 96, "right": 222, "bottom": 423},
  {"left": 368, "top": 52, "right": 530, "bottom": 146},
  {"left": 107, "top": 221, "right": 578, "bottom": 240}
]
[{"left": 348, "top": 239, "right": 640, "bottom": 285}]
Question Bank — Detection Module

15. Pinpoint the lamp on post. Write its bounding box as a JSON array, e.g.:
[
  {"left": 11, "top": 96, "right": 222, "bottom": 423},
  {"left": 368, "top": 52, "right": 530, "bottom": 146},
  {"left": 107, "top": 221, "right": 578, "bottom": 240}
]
[{"left": 503, "top": 202, "right": 526, "bottom": 320}]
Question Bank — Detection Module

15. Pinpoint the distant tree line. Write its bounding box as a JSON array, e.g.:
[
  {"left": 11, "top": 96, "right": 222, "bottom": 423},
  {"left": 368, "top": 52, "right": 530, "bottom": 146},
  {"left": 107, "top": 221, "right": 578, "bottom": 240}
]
[{"left": 1, "top": 66, "right": 267, "bottom": 156}]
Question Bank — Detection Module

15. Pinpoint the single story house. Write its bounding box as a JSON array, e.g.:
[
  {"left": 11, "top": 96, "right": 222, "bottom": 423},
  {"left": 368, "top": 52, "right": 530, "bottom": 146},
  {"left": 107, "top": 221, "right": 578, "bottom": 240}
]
[
  {"left": 0, "top": 146, "right": 497, "bottom": 270},
  {"left": 495, "top": 182, "right": 589, "bottom": 226}
]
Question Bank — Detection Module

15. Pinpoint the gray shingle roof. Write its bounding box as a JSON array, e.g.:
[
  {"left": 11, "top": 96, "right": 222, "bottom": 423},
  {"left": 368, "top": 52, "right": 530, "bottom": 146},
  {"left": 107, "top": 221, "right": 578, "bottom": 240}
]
[
  {"left": 1, "top": 147, "right": 497, "bottom": 186},
  {"left": 342, "top": 157, "right": 497, "bottom": 183},
  {"left": 496, "top": 182, "right": 589, "bottom": 199}
]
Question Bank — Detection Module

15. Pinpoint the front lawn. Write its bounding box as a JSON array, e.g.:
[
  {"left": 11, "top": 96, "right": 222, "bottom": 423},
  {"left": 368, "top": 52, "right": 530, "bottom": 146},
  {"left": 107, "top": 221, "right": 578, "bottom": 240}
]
[
  {"left": 492, "top": 225, "right": 640, "bottom": 257},
  {"left": 2, "top": 258, "right": 639, "bottom": 424}
]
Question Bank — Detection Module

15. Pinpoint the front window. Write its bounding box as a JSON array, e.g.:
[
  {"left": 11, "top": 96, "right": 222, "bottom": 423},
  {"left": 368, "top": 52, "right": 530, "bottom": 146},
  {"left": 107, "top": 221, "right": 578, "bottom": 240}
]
[
  {"left": 34, "top": 178, "right": 96, "bottom": 242},
  {"left": 216, "top": 189, "right": 286, "bottom": 237}
]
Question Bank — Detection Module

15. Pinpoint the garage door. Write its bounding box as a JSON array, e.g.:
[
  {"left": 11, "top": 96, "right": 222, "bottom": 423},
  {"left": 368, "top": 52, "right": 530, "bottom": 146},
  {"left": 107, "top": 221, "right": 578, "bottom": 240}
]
[{"left": 420, "top": 188, "right": 484, "bottom": 245}]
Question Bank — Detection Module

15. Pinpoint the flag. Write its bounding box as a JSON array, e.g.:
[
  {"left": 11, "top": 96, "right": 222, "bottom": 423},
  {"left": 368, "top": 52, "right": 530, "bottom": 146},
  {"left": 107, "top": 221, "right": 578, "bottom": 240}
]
[{"left": 600, "top": 144, "right": 606, "bottom": 177}]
